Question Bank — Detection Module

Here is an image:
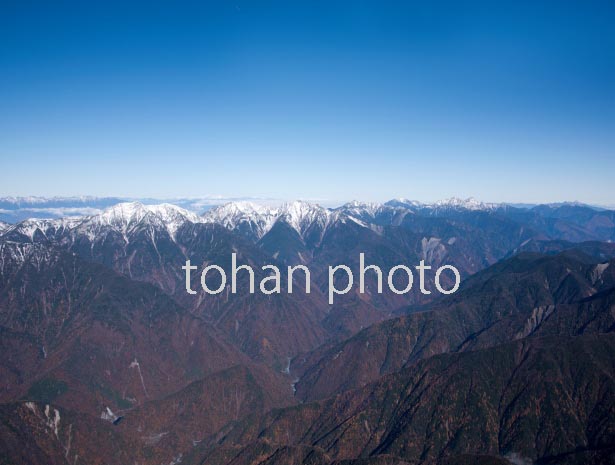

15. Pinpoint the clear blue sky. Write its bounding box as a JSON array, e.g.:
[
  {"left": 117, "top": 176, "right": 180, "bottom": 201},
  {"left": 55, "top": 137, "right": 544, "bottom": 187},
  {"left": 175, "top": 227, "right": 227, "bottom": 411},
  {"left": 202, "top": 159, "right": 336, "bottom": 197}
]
[{"left": 1, "top": 1, "right": 614, "bottom": 204}]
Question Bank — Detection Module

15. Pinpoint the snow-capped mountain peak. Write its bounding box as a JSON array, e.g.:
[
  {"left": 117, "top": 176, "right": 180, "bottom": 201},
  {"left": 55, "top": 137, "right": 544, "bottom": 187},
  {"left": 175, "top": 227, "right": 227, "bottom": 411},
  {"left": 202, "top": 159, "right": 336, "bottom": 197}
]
[
  {"left": 430, "top": 197, "right": 498, "bottom": 211},
  {"left": 1, "top": 202, "right": 201, "bottom": 243},
  {"left": 277, "top": 201, "right": 331, "bottom": 235},
  {"left": 1, "top": 217, "right": 83, "bottom": 242},
  {"left": 94, "top": 202, "right": 150, "bottom": 228},
  {"left": 338, "top": 200, "right": 383, "bottom": 216},
  {"left": 202, "top": 200, "right": 332, "bottom": 239},
  {"left": 203, "top": 201, "right": 278, "bottom": 221},
  {"left": 84, "top": 202, "right": 201, "bottom": 239},
  {"left": 385, "top": 198, "right": 424, "bottom": 209},
  {"left": 202, "top": 202, "right": 279, "bottom": 237}
]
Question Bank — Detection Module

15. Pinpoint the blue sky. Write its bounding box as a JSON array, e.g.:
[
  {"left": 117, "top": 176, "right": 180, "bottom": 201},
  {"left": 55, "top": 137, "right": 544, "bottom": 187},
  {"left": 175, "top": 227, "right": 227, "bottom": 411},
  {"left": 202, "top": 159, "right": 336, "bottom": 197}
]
[{"left": 1, "top": 1, "right": 614, "bottom": 204}]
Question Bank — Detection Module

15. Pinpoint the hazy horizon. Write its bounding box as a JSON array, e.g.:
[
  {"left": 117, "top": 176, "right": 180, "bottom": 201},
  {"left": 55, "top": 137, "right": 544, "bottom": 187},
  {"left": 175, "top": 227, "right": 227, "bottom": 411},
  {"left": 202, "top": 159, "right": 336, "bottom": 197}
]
[{"left": 1, "top": 194, "right": 613, "bottom": 209}]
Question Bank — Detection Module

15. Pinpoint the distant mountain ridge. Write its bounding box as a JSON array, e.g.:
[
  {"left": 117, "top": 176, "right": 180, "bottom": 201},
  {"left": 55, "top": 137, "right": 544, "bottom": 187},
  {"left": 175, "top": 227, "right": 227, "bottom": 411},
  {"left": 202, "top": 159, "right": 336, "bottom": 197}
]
[
  {"left": 202, "top": 197, "right": 615, "bottom": 242},
  {"left": 0, "top": 196, "right": 270, "bottom": 223},
  {"left": 1, "top": 195, "right": 608, "bottom": 224}
]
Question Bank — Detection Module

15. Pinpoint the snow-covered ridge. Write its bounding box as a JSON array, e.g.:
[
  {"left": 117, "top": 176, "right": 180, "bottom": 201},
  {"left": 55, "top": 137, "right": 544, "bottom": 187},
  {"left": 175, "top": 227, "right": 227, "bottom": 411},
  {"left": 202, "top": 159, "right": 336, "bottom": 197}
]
[
  {"left": 385, "top": 197, "right": 504, "bottom": 211},
  {"left": 202, "top": 201, "right": 280, "bottom": 235},
  {"left": 202, "top": 200, "right": 332, "bottom": 239},
  {"left": 337, "top": 200, "right": 386, "bottom": 217},
  {"left": 0, "top": 202, "right": 203, "bottom": 242},
  {"left": 0, "top": 196, "right": 276, "bottom": 223},
  {"left": 90, "top": 202, "right": 201, "bottom": 237},
  {"left": 201, "top": 197, "right": 507, "bottom": 238},
  {"left": 385, "top": 198, "right": 424, "bottom": 208},
  {"left": 431, "top": 197, "right": 499, "bottom": 211},
  {"left": 1, "top": 217, "right": 83, "bottom": 242},
  {"left": 279, "top": 200, "right": 332, "bottom": 236},
  {"left": 0, "top": 197, "right": 508, "bottom": 245}
]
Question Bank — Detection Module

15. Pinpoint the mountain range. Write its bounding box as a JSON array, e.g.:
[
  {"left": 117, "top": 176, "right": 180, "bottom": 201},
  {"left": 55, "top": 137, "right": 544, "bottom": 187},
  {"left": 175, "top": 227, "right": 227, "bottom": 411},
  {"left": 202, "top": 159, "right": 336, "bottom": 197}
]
[{"left": 1, "top": 197, "right": 614, "bottom": 464}]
